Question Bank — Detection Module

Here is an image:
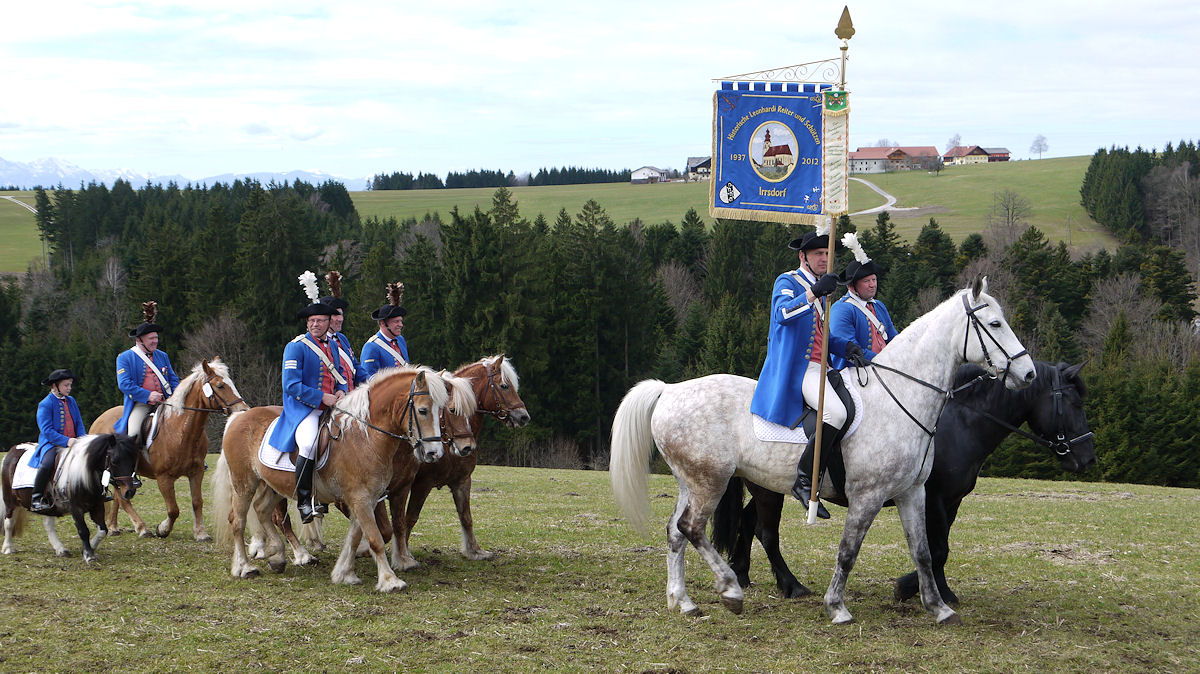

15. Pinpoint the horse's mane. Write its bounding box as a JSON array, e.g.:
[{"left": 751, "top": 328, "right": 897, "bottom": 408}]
[
  {"left": 56, "top": 434, "right": 109, "bottom": 497},
  {"left": 952, "top": 360, "right": 1084, "bottom": 408},
  {"left": 337, "top": 365, "right": 449, "bottom": 433},
  {"left": 442, "top": 372, "right": 478, "bottom": 417},
  {"left": 161, "top": 358, "right": 235, "bottom": 419}
]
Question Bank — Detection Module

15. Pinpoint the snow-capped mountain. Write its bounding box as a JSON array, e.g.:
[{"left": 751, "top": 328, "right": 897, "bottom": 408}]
[{"left": 0, "top": 156, "right": 365, "bottom": 190}]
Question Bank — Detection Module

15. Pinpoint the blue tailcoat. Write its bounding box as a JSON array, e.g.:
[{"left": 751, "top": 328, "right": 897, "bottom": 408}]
[
  {"left": 360, "top": 330, "right": 409, "bottom": 381},
  {"left": 333, "top": 331, "right": 366, "bottom": 386},
  {"left": 33, "top": 393, "right": 84, "bottom": 467},
  {"left": 828, "top": 294, "right": 899, "bottom": 370},
  {"left": 750, "top": 268, "right": 830, "bottom": 427},
  {"left": 267, "top": 334, "right": 348, "bottom": 454},
  {"left": 114, "top": 347, "right": 181, "bottom": 434}
]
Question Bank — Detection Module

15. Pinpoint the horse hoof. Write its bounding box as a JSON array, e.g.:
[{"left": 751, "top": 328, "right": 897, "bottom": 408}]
[
  {"left": 268, "top": 559, "right": 287, "bottom": 574},
  {"left": 783, "top": 583, "right": 813, "bottom": 599},
  {"left": 55, "top": 549, "right": 71, "bottom": 558},
  {"left": 239, "top": 567, "right": 260, "bottom": 579},
  {"left": 827, "top": 605, "right": 854, "bottom": 625},
  {"left": 138, "top": 530, "right": 154, "bottom": 539},
  {"left": 893, "top": 585, "right": 917, "bottom": 603},
  {"left": 938, "top": 611, "right": 963, "bottom": 626},
  {"left": 108, "top": 528, "right": 123, "bottom": 537},
  {"left": 394, "top": 558, "right": 420, "bottom": 572},
  {"left": 84, "top": 555, "right": 98, "bottom": 565},
  {"left": 464, "top": 549, "right": 494, "bottom": 561},
  {"left": 195, "top": 533, "right": 213, "bottom": 543},
  {"left": 721, "top": 595, "right": 744, "bottom": 615},
  {"left": 377, "top": 578, "right": 408, "bottom": 593}
]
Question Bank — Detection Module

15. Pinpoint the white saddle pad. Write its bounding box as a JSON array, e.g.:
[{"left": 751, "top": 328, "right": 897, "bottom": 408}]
[
  {"left": 257, "top": 417, "right": 330, "bottom": 472},
  {"left": 11, "top": 443, "right": 38, "bottom": 489},
  {"left": 752, "top": 377, "right": 864, "bottom": 444}
]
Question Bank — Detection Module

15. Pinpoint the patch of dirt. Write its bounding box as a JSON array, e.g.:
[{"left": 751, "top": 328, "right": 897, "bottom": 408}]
[
  {"left": 583, "top": 624, "right": 619, "bottom": 637},
  {"left": 983, "top": 489, "right": 1128, "bottom": 501},
  {"left": 1039, "top": 544, "right": 1114, "bottom": 565}
]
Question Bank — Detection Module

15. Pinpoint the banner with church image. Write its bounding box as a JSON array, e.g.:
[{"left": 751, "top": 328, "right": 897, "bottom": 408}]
[{"left": 709, "top": 84, "right": 848, "bottom": 224}]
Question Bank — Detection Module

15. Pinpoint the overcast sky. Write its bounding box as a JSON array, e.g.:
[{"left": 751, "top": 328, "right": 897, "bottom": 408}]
[{"left": 3, "top": 0, "right": 1197, "bottom": 181}]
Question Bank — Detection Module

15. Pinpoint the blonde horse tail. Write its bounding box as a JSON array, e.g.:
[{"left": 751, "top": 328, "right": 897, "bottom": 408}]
[
  {"left": 0, "top": 494, "right": 26, "bottom": 538},
  {"left": 211, "top": 451, "right": 234, "bottom": 550},
  {"left": 610, "top": 379, "right": 666, "bottom": 535}
]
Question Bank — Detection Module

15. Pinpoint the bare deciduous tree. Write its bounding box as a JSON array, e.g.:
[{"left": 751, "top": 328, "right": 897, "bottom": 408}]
[
  {"left": 874, "top": 138, "right": 896, "bottom": 148},
  {"left": 1077, "top": 273, "right": 1161, "bottom": 355},
  {"left": 657, "top": 260, "right": 701, "bottom": 323},
  {"left": 1030, "top": 134, "right": 1048, "bottom": 159},
  {"left": 984, "top": 190, "right": 1033, "bottom": 250},
  {"left": 1143, "top": 161, "right": 1200, "bottom": 276},
  {"left": 946, "top": 133, "right": 961, "bottom": 152}
]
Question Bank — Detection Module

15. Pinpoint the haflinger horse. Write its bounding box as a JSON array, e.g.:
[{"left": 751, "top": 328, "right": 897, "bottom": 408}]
[
  {"left": 248, "top": 369, "right": 481, "bottom": 569},
  {"left": 2, "top": 435, "right": 141, "bottom": 563},
  {"left": 393, "top": 355, "right": 529, "bottom": 568},
  {"left": 611, "top": 276, "right": 1036, "bottom": 625},
  {"left": 285, "top": 355, "right": 529, "bottom": 571},
  {"left": 713, "top": 360, "right": 1097, "bottom": 605},
  {"left": 213, "top": 365, "right": 447, "bottom": 592},
  {"left": 89, "top": 358, "right": 247, "bottom": 540}
]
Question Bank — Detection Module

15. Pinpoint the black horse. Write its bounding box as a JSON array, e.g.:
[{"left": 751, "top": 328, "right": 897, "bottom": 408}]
[
  {"left": 713, "top": 360, "right": 1097, "bottom": 604},
  {"left": 2, "top": 434, "right": 141, "bottom": 563}
]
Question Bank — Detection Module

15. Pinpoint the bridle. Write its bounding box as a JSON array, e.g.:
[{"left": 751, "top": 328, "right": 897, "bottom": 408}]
[
  {"left": 949, "top": 366, "right": 1094, "bottom": 461},
  {"left": 105, "top": 442, "right": 142, "bottom": 492},
  {"left": 326, "top": 377, "right": 441, "bottom": 446},
  {"left": 480, "top": 359, "right": 518, "bottom": 423},
  {"left": 960, "top": 293, "right": 1029, "bottom": 388},
  {"left": 440, "top": 408, "right": 475, "bottom": 449},
  {"left": 168, "top": 370, "right": 245, "bottom": 415}
]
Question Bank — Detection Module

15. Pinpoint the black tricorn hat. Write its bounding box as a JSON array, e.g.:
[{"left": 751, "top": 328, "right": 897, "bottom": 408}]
[
  {"left": 42, "top": 368, "right": 77, "bottom": 386},
  {"left": 320, "top": 270, "right": 349, "bottom": 313},
  {"left": 788, "top": 231, "right": 830, "bottom": 252},
  {"left": 297, "top": 302, "right": 336, "bottom": 320},
  {"left": 371, "top": 282, "right": 408, "bottom": 321},
  {"left": 839, "top": 259, "right": 880, "bottom": 284},
  {"left": 129, "top": 301, "right": 162, "bottom": 338}
]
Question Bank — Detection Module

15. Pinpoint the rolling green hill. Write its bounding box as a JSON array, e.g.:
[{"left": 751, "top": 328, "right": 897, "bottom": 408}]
[{"left": 0, "top": 157, "right": 1115, "bottom": 273}]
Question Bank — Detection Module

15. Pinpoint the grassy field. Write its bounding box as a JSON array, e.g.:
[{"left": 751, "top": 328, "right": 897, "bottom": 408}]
[
  {"left": 0, "top": 191, "right": 41, "bottom": 273},
  {"left": 860, "top": 156, "right": 1117, "bottom": 252},
  {"left": 0, "top": 158, "right": 1114, "bottom": 273},
  {"left": 0, "top": 464, "right": 1195, "bottom": 671}
]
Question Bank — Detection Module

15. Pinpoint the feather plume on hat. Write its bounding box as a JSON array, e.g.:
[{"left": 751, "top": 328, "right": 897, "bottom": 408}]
[
  {"left": 298, "top": 270, "right": 320, "bottom": 303},
  {"left": 387, "top": 282, "right": 405, "bottom": 306},
  {"left": 841, "top": 232, "right": 871, "bottom": 264},
  {"left": 325, "top": 270, "right": 342, "bottom": 298},
  {"left": 141, "top": 301, "right": 157, "bottom": 324}
]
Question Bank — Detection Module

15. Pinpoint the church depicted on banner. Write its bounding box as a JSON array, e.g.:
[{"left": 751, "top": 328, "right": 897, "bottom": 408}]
[{"left": 760, "top": 130, "right": 795, "bottom": 168}]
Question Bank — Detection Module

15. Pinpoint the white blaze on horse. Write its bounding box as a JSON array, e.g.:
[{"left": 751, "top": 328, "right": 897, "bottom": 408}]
[
  {"left": 212, "top": 365, "right": 446, "bottom": 592},
  {"left": 2, "top": 435, "right": 141, "bottom": 563},
  {"left": 611, "top": 277, "right": 1035, "bottom": 624},
  {"left": 89, "top": 358, "right": 248, "bottom": 540}
]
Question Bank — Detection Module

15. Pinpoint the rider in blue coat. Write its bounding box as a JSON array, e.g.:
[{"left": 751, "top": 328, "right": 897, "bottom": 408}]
[
  {"left": 320, "top": 271, "right": 366, "bottom": 389},
  {"left": 829, "top": 233, "right": 899, "bottom": 371},
  {"left": 268, "top": 274, "right": 348, "bottom": 523},
  {"left": 30, "top": 369, "right": 85, "bottom": 513},
  {"left": 360, "top": 282, "right": 409, "bottom": 381},
  {"left": 750, "top": 230, "right": 842, "bottom": 518},
  {"left": 114, "top": 301, "right": 181, "bottom": 442}
]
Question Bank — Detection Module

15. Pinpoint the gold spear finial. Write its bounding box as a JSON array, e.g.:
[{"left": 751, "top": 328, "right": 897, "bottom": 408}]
[{"left": 835, "top": 6, "right": 855, "bottom": 41}]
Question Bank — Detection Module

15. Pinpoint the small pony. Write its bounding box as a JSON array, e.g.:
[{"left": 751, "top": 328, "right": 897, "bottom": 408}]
[{"left": 2, "top": 435, "right": 141, "bottom": 563}]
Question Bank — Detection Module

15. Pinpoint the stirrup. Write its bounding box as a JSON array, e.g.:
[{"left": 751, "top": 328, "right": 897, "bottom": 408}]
[{"left": 30, "top": 498, "right": 55, "bottom": 514}]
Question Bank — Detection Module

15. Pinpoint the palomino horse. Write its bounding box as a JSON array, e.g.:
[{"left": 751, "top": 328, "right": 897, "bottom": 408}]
[
  {"left": 249, "top": 371, "right": 481, "bottom": 569},
  {"left": 395, "top": 355, "right": 529, "bottom": 568},
  {"left": 611, "top": 277, "right": 1036, "bottom": 624},
  {"left": 213, "top": 366, "right": 446, "bottom": 592},
  {"left": 2, "top": 435, "right": 141, "bottom": 563},
  {"left": 89, "top": 358, "right": 247, "bottom": 540},
  {"left": 713, "top": 360, "right": 1097, "bottom": 604}
]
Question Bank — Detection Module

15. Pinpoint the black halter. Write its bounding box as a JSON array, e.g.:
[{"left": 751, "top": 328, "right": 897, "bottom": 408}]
[{"left": 961, "top": 293, "right": 1029, "bottom": 388}]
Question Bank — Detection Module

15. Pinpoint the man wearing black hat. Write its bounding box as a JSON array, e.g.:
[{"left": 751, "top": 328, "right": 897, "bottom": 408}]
[
  {"left": 829, "top": 233, "right": 899, "bottom": 370},
  {"left": 114, "top": 301, "right": 181, "bottom": 447},
  {"left": 749, "top": 227, "right": 844, "bottom": 519},
  {"left": 360, "top": 282, "right": 409, "bottom": 381},
  {"left": 30, "top": 369, "right": 86, "bottom": 513},
  {"left": 320, "top": 271, "right": 366, "bottom": 391},
  {"left": 268, "top": 271, "right": 349, "bottom": 523}
]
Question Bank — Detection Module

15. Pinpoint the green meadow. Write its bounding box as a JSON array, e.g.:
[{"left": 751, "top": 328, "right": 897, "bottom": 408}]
[
  {"left": 0, "top": 157, "right": 1115, "bottom": 274},
  {"left": 0, "top": 191, "right": 42, "bottom": 273},
  {"left": 0, "top": 465, "right": 1195, "bottom": 671}
]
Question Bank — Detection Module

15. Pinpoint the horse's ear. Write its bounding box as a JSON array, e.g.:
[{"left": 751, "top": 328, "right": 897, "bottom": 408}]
[
  {"left": 1063, "top": 362, "right": 1085, "bottom": 380},
  {"left": 969, "top": 274, "right": 988, "bottom": 301},
  {"left": 202, "top": 360, "right": 215, "bottom": 375},
  {"left": 415, "top": 370, "right": 427, "bottom": 385}
]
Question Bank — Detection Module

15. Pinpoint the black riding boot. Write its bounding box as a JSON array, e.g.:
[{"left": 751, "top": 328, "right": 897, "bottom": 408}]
[
  {"left": 294, "top": 456, "right": 321, "bottom": 524},
  {"left": 30, "top": 447, "right": 59, "bottom": 514},
  {"left": 790, "top": 424, "right": 839, "bottom": 519}
]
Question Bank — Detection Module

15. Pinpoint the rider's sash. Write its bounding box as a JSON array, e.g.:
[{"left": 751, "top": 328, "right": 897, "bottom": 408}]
[
  {"left": 292, "top": 334, "right": 348, "bottom": 386},
  {"left": 368, "top": 334, "right": 408, "bottom": 367},
  {"left": 787, "top": 271, "right": 825, "bottom": 320},
  {"left": 845, "top": 293, "right": 890, "bottom": 344},
  {"left": 133, "top": 347, "right": 173, "bottom": 395}
]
